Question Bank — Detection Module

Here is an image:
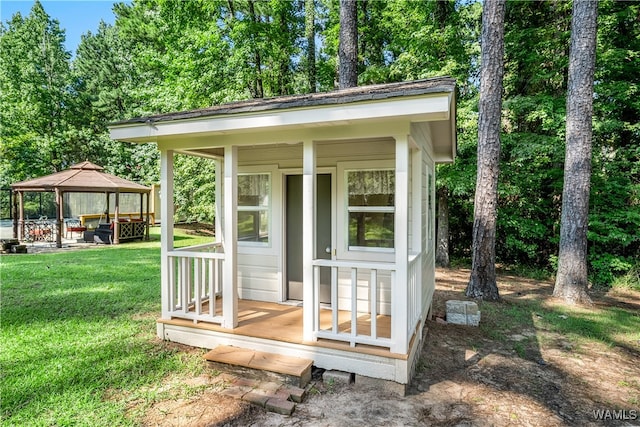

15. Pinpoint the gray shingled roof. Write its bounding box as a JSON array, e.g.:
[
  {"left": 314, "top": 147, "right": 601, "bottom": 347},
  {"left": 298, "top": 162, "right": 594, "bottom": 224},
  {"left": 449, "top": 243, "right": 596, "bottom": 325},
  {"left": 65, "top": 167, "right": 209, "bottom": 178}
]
[{"left": 111, "top": 77, "right": 456, "bottom": 126}]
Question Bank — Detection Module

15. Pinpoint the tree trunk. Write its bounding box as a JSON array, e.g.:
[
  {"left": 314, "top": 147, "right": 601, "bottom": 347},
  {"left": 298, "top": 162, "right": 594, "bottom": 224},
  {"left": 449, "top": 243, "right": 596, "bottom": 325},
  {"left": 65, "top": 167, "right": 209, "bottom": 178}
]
[
  {"left": 247, "top": 0, "right": 264, "bottom": 98},
  {"left": 305, "top": 0, "right": 316, "bottom": 93},
  {"left": 338, "top": 0, "right": 358, "bottom": 89},
  {"left": 553, "top": 0, "right": 598, "bottom": 306},
  {"left": 466, "top": 0, "right": 505, "bottom": 301},
  {"left": 359, "top": 0, "right": 367, "bottom": 71},
  {"left": 436, "top": 187, "right": 450, "bottom": 268}
]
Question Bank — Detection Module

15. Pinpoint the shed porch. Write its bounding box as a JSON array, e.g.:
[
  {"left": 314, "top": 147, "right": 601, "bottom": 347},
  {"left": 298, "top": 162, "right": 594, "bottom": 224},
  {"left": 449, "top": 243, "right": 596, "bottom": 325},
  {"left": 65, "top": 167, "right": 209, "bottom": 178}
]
[{"left": 157, "top": 298, "right": 426, "bottom": 384}]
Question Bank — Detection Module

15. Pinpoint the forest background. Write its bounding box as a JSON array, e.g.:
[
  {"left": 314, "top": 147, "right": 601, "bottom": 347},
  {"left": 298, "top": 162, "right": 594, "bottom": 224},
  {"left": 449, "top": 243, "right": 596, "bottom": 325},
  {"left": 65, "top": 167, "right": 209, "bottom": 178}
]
[{"left": 1, "top": 0, "right": 638, "bottom": 288}]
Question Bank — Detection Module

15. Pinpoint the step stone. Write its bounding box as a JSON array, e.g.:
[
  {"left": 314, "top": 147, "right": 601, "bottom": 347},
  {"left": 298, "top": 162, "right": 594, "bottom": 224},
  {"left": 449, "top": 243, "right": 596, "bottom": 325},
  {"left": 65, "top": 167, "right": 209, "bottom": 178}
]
[
  {"left": 265, "top": 398, "right": 295, "bottom": 416},
  {"left": 204, "top": 346, "right": 314, "bottom": 416}
]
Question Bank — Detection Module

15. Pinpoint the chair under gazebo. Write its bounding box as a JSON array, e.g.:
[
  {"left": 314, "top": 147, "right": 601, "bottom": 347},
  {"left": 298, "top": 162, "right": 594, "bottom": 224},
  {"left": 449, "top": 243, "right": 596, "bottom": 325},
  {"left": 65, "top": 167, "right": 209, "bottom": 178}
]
[{"left": 10, "top": 161, "right": 151, "bottom": 247}]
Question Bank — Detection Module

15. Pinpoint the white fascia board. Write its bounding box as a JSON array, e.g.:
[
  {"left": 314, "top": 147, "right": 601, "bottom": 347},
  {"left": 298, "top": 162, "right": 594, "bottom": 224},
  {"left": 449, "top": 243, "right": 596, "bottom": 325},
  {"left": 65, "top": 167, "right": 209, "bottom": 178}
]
[
  {"left": 156, "top": 120, "right": 412, "bottom": 152},
  {"left": 109, "top": 94, "right": 451, "bottom": 143}
]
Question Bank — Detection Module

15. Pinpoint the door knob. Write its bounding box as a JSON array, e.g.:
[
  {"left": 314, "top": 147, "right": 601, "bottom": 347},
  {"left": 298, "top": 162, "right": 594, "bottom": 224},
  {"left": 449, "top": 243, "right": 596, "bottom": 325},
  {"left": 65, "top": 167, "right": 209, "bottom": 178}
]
[{"left": 325, "top": 246, "right": 331, "bottom": 254}]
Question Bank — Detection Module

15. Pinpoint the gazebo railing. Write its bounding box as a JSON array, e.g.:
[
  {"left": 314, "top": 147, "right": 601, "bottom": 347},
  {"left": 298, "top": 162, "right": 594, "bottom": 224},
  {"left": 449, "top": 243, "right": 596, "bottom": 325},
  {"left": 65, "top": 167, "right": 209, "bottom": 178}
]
[{"left": 21, "top": 218, "right": 57, "bottom": 244}]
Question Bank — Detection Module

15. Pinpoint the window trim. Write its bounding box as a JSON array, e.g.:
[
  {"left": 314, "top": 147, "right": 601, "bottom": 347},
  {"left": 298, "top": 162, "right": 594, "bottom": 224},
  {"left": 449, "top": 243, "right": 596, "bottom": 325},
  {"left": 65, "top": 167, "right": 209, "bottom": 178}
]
[
  {"left": 337, "top": 160, "right": 396, "bottom": 262},
  {"left": 236, "top": 168, "right": 273, "bottom": 249}
]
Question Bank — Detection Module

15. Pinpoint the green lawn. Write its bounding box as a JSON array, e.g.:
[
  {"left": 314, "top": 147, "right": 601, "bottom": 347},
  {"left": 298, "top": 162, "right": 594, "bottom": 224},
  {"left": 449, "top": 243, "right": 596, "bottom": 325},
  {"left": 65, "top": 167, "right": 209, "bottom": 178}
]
[
  {"left": 2, "top": 228, "right": 638, "bottom": 425},
  {"left": 0, "top": 228, "right": 212, "bottom": 426}
]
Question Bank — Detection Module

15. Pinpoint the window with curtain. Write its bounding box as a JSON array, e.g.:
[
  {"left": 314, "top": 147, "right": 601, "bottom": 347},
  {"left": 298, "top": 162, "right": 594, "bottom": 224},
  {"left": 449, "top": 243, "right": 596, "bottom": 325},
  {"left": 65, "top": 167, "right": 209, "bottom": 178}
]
[
  {"left": 347, "top": 169, "right": 395, "bottom": 249},
  {"left": 237, "top": 173, "right": 270, "bottom": 244}
]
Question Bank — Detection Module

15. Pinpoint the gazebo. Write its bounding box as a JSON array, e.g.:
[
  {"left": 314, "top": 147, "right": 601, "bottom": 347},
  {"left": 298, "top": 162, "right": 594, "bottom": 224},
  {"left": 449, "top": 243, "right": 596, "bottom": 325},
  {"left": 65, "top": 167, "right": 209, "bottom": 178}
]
[{"left": 11, "top": 161, "right": 151, "bottom": 247}]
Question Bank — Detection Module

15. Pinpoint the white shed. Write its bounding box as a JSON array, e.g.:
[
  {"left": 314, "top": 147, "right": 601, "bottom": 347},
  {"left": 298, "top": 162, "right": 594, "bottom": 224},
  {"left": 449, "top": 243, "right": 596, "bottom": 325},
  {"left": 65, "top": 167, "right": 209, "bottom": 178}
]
[{"left": 109, "top": 78, "right": 456, "bottom": 387}]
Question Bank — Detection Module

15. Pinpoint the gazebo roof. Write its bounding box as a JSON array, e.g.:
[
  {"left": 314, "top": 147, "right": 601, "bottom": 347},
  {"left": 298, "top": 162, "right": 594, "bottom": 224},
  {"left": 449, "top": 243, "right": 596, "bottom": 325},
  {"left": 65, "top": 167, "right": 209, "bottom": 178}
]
[{"left": 11, "top": 161, "right": 150, "bottom": 193}]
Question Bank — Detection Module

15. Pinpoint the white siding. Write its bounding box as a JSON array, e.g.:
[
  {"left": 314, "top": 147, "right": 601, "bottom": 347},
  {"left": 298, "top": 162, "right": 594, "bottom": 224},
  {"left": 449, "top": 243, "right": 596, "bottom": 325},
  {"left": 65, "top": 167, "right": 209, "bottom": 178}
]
[
  {"left": 336, "top": 268, "right": 392, "bottom": 315},
  {"left": 238, "top": 138, "right": 395, "bottom": 168},
  {"left": 411, "top": 122, "right": 437, "bottom": 318},
  {"left": 238, "top": 254, "right": 280, "bottom": 302}
]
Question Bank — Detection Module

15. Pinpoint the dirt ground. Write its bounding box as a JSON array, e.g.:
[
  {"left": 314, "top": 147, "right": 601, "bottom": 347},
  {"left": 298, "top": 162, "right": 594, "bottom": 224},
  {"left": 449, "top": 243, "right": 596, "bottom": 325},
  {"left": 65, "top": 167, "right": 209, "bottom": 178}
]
[{"left": 137, "top": 268, "right": 639, "bottom": 427}]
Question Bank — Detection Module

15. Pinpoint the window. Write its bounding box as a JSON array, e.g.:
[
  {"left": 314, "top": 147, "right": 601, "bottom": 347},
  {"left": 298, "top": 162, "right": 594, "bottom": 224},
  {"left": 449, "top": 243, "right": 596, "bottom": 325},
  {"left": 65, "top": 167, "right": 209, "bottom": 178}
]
[
  {"left": 427, "top": 168, "right": 434, "bottom": 243},
  {"left": 347, "top": 169, "right": 395, "bottom": 250},
  {"left": 237, "top": 173, "right": 270, "bottom": 244}
]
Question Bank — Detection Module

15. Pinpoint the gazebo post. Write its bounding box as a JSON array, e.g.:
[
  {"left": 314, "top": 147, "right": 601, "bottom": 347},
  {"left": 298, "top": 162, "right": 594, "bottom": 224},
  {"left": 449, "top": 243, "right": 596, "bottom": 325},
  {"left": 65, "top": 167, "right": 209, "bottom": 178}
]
[
  {"left": 17, "top": 191, "right": 24, "bottom": 241},
  {"left": 105, "top": 192, "right": 110, "bottom": 222},
  {"left": 145, "top": 191, "right": 150, "bottom": 240},
  {"left": 12, "top": 190, "right": 18, "bottom": 239},
  {"left": 55, "top": 188, "right": 63, "bottom": 248},
  {"left": 114, "top": 191, "right": 120, "bottom": 244}
]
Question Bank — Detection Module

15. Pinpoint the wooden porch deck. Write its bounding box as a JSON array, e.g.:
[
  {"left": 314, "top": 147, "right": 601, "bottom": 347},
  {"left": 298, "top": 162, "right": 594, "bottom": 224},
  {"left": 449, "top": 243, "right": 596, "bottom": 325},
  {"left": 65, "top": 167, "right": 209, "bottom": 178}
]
[{"left": 158, "top": 299, "right": 406, "bottom": 360}]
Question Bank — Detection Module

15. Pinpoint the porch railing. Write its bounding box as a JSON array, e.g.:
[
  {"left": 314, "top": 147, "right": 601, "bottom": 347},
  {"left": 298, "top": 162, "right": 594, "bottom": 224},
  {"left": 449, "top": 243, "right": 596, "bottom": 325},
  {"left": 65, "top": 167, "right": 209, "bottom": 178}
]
[
  {"left": 407, "top": 253, "right": 422, "bottom": 340},
  {"left": 312, "top": 254, "right": 422, "bottom": 352},
  {"left": 167, "top": 242, "right": 224, "bottom": 324},
  {"left": 312, "top": 259, "right": 396, "bottom": 349}
]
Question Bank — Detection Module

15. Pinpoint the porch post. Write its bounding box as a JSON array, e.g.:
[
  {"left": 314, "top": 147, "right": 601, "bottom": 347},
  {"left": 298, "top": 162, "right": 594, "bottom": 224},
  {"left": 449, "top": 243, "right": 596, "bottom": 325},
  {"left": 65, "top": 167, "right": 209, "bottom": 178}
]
[
  {"left": 392, "top": 135, "right": 409, "bottom": 354},
  {"left": 160, "top": 149, "right": 175, "bottom": 320},
  {"left": 302, "top": 139, "right": 316, "bottom": 342},
  {"left": 222, "top": 145, "right": 238, "bottom": 329},
  {"left": 214, "top": 158, "right": 223, "bottom": 242}
]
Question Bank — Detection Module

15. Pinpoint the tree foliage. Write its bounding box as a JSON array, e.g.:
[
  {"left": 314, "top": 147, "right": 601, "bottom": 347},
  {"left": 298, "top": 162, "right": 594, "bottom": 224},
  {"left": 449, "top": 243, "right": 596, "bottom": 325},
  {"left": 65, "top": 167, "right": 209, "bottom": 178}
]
[
  {"left": 1, "top": 0, "right": 638, "bottom": 286},
  {"left": 0, "top": 1, "right": 71, "bottom": 186}
]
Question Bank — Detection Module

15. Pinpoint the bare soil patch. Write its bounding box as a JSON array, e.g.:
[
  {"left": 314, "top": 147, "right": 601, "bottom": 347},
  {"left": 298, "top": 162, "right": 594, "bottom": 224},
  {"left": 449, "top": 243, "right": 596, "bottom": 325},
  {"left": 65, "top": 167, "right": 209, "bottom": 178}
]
[{"left": 140, "top": 268, "right": 640, "bottom": 426}]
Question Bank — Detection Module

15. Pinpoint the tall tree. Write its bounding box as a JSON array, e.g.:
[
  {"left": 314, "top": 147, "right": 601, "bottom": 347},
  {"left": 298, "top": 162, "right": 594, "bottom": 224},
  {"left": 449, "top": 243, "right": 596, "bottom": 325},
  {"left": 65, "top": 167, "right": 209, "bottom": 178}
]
[
  {"left": 305, "top": 0, "right": 316, "bottom": 92},
  {"left": 553, "top": 0, "right": 599, "bottom": 305},
  {"left": 466, "top": 0, "right": 506, "bottom": 301},
  {"left": 338, "top": 0, "right": 357, "bottom": 88},
  {"left": 436, "top": 187, "right": 451, "bottom": 268},
  {"left": 0, "top": 1, "right": 72, "bottom": 187}
]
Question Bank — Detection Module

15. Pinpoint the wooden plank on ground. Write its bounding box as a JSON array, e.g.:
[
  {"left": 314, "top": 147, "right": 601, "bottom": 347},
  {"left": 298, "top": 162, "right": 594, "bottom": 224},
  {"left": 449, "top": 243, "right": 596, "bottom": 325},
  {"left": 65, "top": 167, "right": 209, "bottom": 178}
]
[{"left": 204, "top": 345, "right": 313, "bottom": 387}]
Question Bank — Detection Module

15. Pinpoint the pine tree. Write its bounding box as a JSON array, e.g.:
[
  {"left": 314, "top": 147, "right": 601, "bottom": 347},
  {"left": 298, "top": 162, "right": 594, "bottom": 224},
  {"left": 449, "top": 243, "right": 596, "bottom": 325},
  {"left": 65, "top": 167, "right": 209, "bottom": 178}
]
[
  {"left": 466, "top": 0, "right": 506, "bottom": 301},
  {"left": 338, "top": 0, "right": 357, "bottom": 88},
  {"left": 553, "top": 0, "right": 599, "bottom": 305}
]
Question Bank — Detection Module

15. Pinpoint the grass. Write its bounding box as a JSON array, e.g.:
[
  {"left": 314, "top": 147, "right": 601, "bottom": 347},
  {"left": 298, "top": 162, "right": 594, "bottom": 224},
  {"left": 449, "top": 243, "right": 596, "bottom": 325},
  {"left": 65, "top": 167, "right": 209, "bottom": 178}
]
[
  {"left": 611, "top": 264, "right": 640, "bottom": 291},
  {"left": 476, "top": 290, "right": 640, "bottom": 359},
  {"left": 0, "top": 227, "right": 213, "bottom": 426},
  {"left": 2, "top": 230, "right": 638, "bottom": 425}
]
